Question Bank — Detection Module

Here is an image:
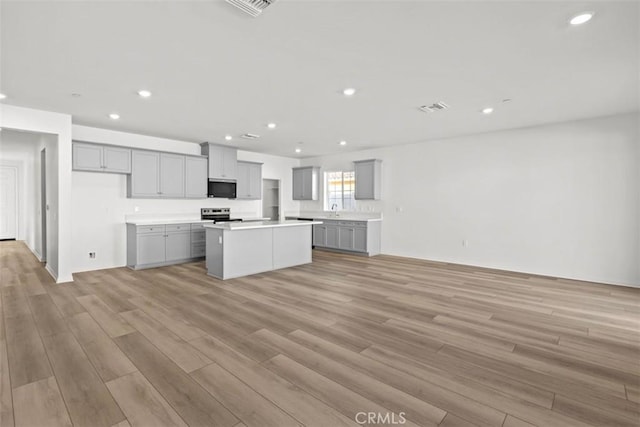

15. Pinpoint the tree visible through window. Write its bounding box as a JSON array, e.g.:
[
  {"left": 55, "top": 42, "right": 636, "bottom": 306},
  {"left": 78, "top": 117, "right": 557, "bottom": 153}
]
[{"left": 325, "top": 171, "right": 355, "bottom": 211}]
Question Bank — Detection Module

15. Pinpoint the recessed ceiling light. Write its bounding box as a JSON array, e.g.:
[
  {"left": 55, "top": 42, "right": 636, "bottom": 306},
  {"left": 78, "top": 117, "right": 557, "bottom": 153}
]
[
  {"left": 109, "top": 113, "right": 120, "bottom": 120},
  {"left": 569, "top": 12, "right": 594, "bottom": 25},
  {"left": 339, "top": 140, "right": 347, "bottom": 146},
  {"left": 225, "top": 135, "right": 232, "bottom": 141},
  {"left": 138, "top": 90, "right": 152, "bottom": 98},
  {"left": 481, "top": 107, "right": 494, "bottom": 115},
  {"left": 0, "top": 93, "right": 6, "bottom": 100},
  {"left": 295, "top": 148, "right": 302, "bottom": 153},
  {"left": 267, "top": 123, "right": 277, "bottom": 129},
  {"left": 343, "top": 88, "right": 356, "bottom": 96}
]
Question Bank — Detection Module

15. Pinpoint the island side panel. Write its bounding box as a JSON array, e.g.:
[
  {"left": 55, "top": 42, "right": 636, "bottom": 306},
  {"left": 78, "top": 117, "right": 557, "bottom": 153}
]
[
  {"left": 206, "top": 228, "right": 224, "bottom": 279},
  {"left": 273, "top": 225, "right": 312, "bottom": 270},
  {"left": 223, "top": 228, "right": 273, "bottom": 279}
]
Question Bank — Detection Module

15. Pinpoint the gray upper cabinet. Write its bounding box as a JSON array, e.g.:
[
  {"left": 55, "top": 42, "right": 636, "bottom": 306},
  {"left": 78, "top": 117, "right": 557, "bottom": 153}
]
[
  {"left": 292, "top": 166, "right": 319, "bottom": 200},
  {"left": 129, "top": 150, "right": 161, "bottom": 197},
  {"left": 73, "top": 142, "right": 131, "bottom": 173},
  {"left": 185, "top": 156, "right": 207, "bottom": 198},
  {"left": 354, "top": 159, "right": 382, "bottom": 200},
  {"left": 201, "top": 143, "right": 237, "bottom": 180},
  {"left": 159, "top": 153, "right": 185, "bottom": 198},
  {"left": 128, "top": 150, "right": 205, "bottom": 199},
  {"left": 73, "top": 142, "right": 102, "bottom": 171},
  {"left": 237, "top": 161, "right": 263, "bottom": 200},
  {"left": 103, "top": 146, "right": 132, "bottom": 173}
]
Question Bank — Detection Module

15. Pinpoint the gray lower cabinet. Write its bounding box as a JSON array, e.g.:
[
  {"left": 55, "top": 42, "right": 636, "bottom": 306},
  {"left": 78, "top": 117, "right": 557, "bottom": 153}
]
[
  {"left": 190, "top": 223, "right": 207, "bottom": 257},
  {"left": 313, "top": 219, "right": 381, "bottom": 256},
  {"left": 312, "top": 225, "right": 327, "bottom": 246},
  {"left": 136, "top": 231, "right": 166, "bottom": 265},
  {"left": 73, "top": 141, "right": 132, "bottom": 173},
  {"left": 326, "top": 224, "right": 339, "bottom": 248},
  {"left": 127, "top": 222, "right": 208, "bottom": 269},
  {"left": 237, "top": 161, "right": 263, "bottom": 200}
]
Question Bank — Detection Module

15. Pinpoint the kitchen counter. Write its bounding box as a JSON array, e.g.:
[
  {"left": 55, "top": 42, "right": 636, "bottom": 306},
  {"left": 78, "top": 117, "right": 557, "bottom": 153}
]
[
  {"left": 125, "top": 217, "right": 270, "bottom": 225},
  {"left": 204, "top": 220, "right": 323, "bottom": 230},
  {"left": 205, "top": 220, "right": 319, "bottom": 280},
  {"left": 286, "top": 213, "right": 382, "bottom": 222}
]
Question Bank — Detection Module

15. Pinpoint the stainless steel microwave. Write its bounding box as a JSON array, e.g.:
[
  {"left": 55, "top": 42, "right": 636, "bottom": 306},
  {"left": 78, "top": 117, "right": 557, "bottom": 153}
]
[{"left": 208, "top": 180, "right": 236, "bottom": 199}]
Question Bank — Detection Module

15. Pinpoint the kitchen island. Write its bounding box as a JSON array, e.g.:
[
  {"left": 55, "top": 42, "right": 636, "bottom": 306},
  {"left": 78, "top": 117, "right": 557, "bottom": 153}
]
[{"left": 204, "top": 220, "right": 323, "bottom": 280}]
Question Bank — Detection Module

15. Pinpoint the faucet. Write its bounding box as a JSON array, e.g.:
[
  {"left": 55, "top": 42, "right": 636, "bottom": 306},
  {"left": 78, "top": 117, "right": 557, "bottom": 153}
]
[{"left": 330, "top": 203, "right": 338, "bottom": 217}]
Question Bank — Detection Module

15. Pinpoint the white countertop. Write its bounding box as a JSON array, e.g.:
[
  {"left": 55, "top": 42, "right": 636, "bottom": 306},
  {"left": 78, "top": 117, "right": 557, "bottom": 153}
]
[
  {"left": 285, "top": 214, "right": 382, "bottom": 222},
  {"left": 126, "top": 217, "right": 270, "bottom": 225},
  {"left": 204, "top": 220, "right": 323, "bottom": 231}
]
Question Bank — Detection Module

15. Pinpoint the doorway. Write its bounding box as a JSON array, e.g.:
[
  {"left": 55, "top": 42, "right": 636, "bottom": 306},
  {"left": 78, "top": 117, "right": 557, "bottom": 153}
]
[
  {"left": 41, "top": 148, "right": 47, "bottom": 262},
  {"left": 262, "top": 179, "right": 280, "bottom": 220},
  {"left": 0, "top": 166, "right": 18, "bottom": 240}
]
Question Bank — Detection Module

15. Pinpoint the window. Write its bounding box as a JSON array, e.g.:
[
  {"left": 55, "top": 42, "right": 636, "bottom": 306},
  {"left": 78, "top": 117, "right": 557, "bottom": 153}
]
[{"left": 325, "top": 171, "right": 356, "bottom": 211}]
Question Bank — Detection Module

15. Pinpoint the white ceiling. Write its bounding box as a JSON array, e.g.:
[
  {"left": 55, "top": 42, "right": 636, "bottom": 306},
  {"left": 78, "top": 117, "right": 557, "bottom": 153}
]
[{"left": 1, "top": 1, "right": 638, "bottom": 158}]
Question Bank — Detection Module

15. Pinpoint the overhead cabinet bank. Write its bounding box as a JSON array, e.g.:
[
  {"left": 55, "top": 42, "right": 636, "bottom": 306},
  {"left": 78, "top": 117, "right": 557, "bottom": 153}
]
[
  {"left": 72, "top": 141, "right": 208, "bottom": 199},
  {"left": 127, "top": 150, "right": 207, "bottom": 198},
  {"left": 72, "top": 141, "right": 131, "bottom": 173}
]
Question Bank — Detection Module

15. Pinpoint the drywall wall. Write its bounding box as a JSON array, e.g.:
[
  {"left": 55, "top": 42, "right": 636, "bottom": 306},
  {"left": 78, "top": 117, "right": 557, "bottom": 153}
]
[
  {"left": 0, "top": 104, "right": 72, "bottom": 282},
  {"left": 70, "top": 125, "right": 300, "bottom": 272},
  {"left": 301, "top": 113, "right": 640, "bottom": 287}
]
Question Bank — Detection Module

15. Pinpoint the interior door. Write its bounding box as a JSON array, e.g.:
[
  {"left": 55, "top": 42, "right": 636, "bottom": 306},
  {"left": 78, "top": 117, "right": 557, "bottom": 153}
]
[{"left": 0, "top": 166, "right": 18, "bottom": 240}]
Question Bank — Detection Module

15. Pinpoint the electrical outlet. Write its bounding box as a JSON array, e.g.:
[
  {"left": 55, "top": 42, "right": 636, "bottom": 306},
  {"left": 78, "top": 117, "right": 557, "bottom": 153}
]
[
  {"left": 462, "top": 240, "right": 468, "bottom": 247},
  {"left": 89, "top": 252, "right": 96, "bottom": 259}
]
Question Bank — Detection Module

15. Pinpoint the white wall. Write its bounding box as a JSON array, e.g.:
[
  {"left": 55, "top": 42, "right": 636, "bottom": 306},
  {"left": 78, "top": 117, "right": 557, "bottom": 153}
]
[
  {"left": 0, "top": 105, "right": 72, "bottom": 282},
  {"left": 301, "top": 113, "right": 640, "bottom": 287},
  {"left": 70, "top": 125, "right": 300, "bottom": 272}
]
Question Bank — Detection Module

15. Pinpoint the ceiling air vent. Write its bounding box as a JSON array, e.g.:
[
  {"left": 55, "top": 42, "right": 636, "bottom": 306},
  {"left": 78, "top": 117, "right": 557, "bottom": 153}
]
[
  {"left": 225, "top": 0, "right": 277, "bottom": 17},
  {"left": 419, "top": 102, "right": 450, "bottom": 113},
  {"left": 241, "top": 133, "right": 260, "bottom": 140}
]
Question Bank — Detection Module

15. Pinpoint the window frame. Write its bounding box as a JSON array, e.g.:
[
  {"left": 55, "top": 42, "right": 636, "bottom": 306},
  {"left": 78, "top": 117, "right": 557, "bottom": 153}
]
[{"left": 324, "top": 170, "right": 356, "bottom": 212}]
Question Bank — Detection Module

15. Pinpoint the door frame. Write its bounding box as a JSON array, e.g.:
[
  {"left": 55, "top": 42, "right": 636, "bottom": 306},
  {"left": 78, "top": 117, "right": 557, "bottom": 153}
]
[{"left": 41, "top": 148, "right": 47, "bottom": 262}]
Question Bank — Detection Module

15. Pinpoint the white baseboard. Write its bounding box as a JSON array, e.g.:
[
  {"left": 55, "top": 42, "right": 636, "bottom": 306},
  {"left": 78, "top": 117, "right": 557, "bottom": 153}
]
[
  {"left": 45, "top": 264, "right": 58, "bottom": 281},
  {"left": 55, "top": 274, "right": 74, "bottom": 284},
  {"left": 28, "top": 245, "right": 44, "bottom": 262}
]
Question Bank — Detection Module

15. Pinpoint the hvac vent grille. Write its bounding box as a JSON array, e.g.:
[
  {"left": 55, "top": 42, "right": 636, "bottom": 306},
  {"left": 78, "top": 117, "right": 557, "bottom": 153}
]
[
  {"left": 225, "top": 0, "right": 277, "bottom": 17},
  {"left": 241, "top": 133, "right": 260, "bottom": 140},
  {"left": 419, "top": 102, "right": 450, "bottom": 113}
]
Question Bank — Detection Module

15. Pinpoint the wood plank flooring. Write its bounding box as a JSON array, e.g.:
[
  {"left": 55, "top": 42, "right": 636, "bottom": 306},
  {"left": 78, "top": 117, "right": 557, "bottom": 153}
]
[{"left": 0, "top": 240, "right": 638, "bottom": 427}]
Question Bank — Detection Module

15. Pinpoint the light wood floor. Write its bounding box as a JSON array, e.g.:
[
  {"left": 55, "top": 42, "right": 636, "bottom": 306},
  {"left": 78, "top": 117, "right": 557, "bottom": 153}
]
[{"left": 0, "top": 240, "right": 638, "bottom": 427}]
